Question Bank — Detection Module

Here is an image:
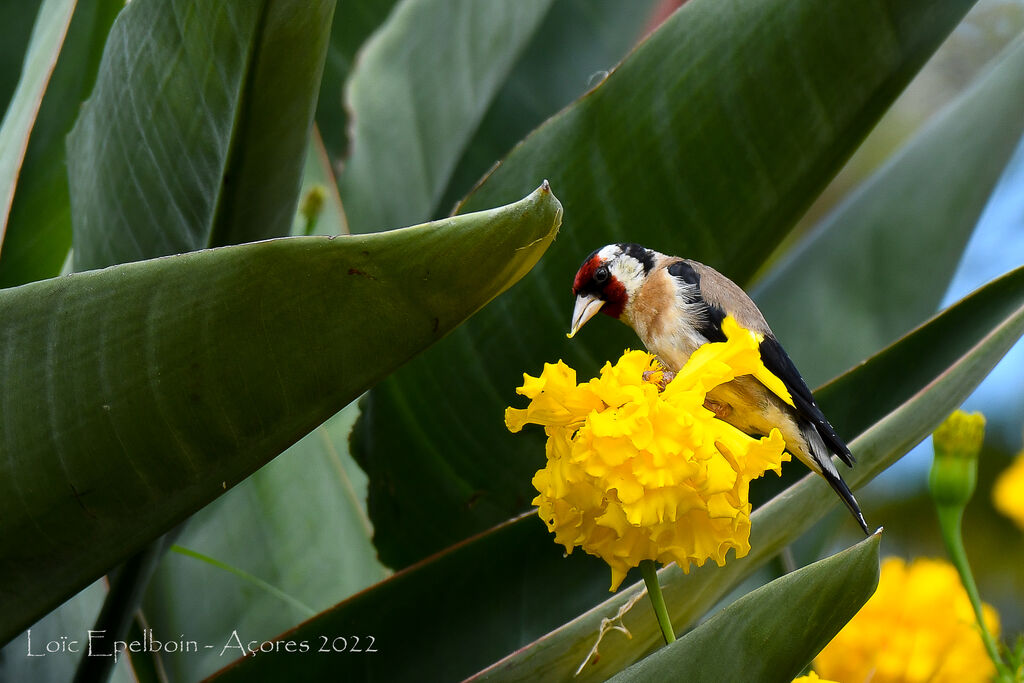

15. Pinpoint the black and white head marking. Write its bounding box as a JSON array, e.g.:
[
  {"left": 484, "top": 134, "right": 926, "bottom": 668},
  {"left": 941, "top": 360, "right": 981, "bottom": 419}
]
[{"left": 593, "top": 243, "right": 653, "bottom": 299}]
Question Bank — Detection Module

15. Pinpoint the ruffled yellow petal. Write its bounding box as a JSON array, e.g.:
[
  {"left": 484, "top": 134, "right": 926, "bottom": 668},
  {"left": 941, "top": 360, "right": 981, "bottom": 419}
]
[{"left": 505, "top": 316, "right": 792, "bottom": 591}]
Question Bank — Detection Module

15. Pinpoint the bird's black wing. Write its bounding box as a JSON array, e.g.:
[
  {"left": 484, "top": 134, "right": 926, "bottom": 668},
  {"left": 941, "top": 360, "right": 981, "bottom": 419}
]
[
  {"left": 757, "top": 337, "right": 854, "bottom": 466},
  {"left": 667, "top": 260, "right": 853, "bottom": 466},
  {"left": 666, "top": 261, "right": 728, "bottom": 341}
]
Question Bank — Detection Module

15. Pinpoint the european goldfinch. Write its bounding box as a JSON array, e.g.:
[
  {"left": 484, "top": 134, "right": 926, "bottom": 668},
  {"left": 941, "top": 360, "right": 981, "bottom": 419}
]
[{"left": 569, "top": 243, "right": 869, "bottom": 534}]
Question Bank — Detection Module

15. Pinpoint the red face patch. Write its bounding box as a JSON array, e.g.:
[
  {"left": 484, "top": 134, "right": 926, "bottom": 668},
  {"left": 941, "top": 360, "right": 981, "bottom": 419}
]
[
  {"left": 572, "top": 255, "right": 627, "bottom": 319},
  {"left": 572, "top": 255, "right": 600, "bottom": 294},
  {"left": 602, "top": 279, "right": 627, "bottom": 319}
]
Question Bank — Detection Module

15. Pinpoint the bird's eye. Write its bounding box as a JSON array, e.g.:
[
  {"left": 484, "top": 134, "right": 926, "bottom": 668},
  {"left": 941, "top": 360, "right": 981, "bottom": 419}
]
[{"left": 594, "top": 266, "right": 609, "bottom": 284}]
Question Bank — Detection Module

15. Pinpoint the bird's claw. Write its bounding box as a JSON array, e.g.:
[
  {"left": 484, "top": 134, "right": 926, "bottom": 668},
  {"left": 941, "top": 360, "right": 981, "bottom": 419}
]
[
  {"left": 642, "top": 369, "right": 677, "bottom": 391},
  {"left": 703, "top": 398, "right": 732, "bottom": 419}
]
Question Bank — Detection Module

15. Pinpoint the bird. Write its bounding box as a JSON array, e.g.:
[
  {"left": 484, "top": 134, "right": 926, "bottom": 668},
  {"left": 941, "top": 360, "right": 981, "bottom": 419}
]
[{"left": 567, "top": 242, "right": 870, "bottom": 535}]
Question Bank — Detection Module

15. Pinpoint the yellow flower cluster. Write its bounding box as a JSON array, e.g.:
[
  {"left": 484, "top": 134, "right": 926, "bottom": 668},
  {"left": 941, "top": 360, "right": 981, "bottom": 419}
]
[
  {"left": 505, "top": 317, "right": 789, "bottom": 590},
  {"left": 814, "top": 557, "right": 1001, "bottom": 683},
  {"left": 993, "top": 450, "right": 1024, "bottom": 531}
]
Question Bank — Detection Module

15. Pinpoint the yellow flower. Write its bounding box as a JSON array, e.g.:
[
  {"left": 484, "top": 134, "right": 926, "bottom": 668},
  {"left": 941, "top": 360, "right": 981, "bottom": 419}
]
[
  {"left": 814, "top": 557, "right": 1001, "bottom": 683},
  {"left": 505, "top": 316, "right": 790, "bottom": 591},
  {"left": 993, "top": 450, "right": 1024, "bottom": 530},
  {"left": 792, "top": 672, "right": 838, "bottom": 683}
]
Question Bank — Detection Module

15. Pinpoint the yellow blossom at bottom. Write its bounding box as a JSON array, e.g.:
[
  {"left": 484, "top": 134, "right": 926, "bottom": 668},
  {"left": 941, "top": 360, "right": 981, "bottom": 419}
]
[
  {"left": 792, "top": 672, "right": 838, "bottom": 683},
  {"left": 993, "top": 450, "right": 1024, "bottom": 530},
  {"left": 814, "top": 557, "right": 1001, "bottom": 683},
  {"left": 505, "top": 316, "right": 790, "bottom": 590}
]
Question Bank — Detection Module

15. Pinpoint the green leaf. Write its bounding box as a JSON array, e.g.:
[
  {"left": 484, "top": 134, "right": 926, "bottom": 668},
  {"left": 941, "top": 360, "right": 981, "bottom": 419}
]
[
  {"left": 338, "top": 0, "right": 553, "bottom": 233},
  {"left": 315, "top": 0, "right": 400, "bottom": 166},
  {"left": 66, "top": 0, "right": 335, "bottom": 270},
  {"left": 141, "top": 404, "right": 388, "bottom": 682},
  {"left": 354, "top": 0, "right": 981, "bottom": 569},
  {"left": 435, "top": 0, "right": 661, "bottom": 220},
  {"left": 0, "top": 0, "right": 121, "bottom": 288},
  {"left": 0, "top": 183, "right": 561, "bottom": 644},
  {"left": 607, "top": 534, "right": 881, "bottom": 683},
  {"left": 755, "top": 34, "right": 1024, "bottom": 387},
  {"left": 0, "top": 0, "right": 74, "bottom": 245},
  {"left": 0, "top": 0, "right": 43, "bottom": 118},
  {"left": 210, "top": 265, "right": 1024, "bottom": 682},
  {"left": 469, "top": 265, "right": 1024, "bottom": 682}
]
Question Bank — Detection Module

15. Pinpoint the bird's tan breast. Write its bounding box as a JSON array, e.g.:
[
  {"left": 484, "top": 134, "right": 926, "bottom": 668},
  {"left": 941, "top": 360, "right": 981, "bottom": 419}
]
[{"left": 623, "top": 267, "right": 704, "bottom": 371}]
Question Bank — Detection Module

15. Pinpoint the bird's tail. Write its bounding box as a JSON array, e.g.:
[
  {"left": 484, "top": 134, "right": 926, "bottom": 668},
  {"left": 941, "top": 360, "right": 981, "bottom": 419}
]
[
  {"left": 818, "top": 466, "right": 870, "bottom": 535},
  {"left": 802, "top": 421, "right": 870, "bottom": 535}
]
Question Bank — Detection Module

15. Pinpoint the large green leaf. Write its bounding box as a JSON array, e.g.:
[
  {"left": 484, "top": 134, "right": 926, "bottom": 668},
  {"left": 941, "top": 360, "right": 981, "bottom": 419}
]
[
  {"left": 470, "top": 266, "right": 1024, "bottom": 682},
  {"left": 607, "top": 534, "right": 880, "bottom": 683},
  {"left": 0, "top": 184, "right": 561, "bottom": 644},
  {"left": 0, "top": 0, "right": 121, "bottom": 288},
  {"left": 337, "top": 0, "right": 553, "bottom": 234},
  {"left": 0, "top": 0, "right": 74, "bottom": 246},
  {"left": 755, "top": 34, "right": 1024, "bottom": 388},
  {"left": 141, "top": 403, "right": 388, "bottom": 682},
  {"left": 354, "top": 0, "right": 981, "bottom": 568},
  {"left": 66, "top": 0, "right": 335, "bottom": 270},
  {"left": 210, "top": 265, "right": 1024, "bottom": 682}
]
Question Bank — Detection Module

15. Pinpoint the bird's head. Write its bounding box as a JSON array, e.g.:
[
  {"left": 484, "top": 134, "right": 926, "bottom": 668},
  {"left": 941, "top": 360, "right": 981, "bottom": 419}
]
[{"left": 568, "top": 243, "right": 654, "bottom": 338}]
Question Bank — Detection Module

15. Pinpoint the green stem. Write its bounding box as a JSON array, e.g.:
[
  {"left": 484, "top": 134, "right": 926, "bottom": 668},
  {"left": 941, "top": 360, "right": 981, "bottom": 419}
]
[
  {"left": 640, "top": 560, "right": 675, "bottom": 645},
  {"left": 935, "top": 505, "right": 1013, "bottom": 681}
]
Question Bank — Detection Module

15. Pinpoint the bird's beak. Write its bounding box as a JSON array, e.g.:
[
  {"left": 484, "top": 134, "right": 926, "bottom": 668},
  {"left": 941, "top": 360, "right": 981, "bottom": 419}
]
[{"left": 567, "top": 294, "right": 604, "bottom": 339}]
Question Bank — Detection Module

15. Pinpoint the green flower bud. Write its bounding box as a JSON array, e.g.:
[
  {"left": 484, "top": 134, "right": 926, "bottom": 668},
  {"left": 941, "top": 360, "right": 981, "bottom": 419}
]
[
  {"left": 300, "top": 185, "right": 327, "bottom": 228},
  {"left": 929, "top": 410, "right": 985, "bottom": 508}
]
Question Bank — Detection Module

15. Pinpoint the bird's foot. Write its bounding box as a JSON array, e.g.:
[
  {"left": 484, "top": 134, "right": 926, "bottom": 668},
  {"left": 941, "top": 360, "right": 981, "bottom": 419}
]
[
  {"left": 703, "top": 398, "right": 732, "bottom": 419},
  {"left": 642, "top": 369, "right": 676, "bottom": 391}
]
